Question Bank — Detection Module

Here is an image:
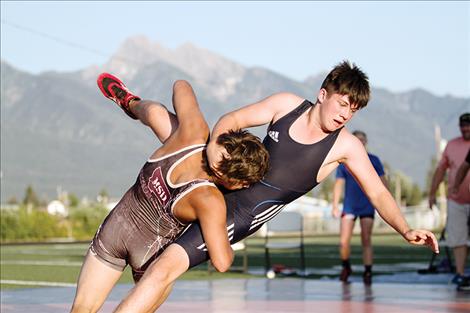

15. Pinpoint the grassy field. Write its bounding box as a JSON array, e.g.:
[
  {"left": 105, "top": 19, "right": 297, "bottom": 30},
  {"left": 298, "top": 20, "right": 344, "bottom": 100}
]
[{"left": 0, "top": 233, "right": 438, "bottom": 290}]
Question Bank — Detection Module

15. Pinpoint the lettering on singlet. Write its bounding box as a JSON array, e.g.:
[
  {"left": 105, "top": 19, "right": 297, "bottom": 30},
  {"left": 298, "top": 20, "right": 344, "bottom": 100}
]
[{"left": 147, "top": 167, "right": 171, "bottom": 207}]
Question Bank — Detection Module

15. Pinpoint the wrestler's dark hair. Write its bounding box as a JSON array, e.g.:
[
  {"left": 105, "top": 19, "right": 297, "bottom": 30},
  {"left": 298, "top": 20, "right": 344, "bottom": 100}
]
[
  {"left": 321, "top": 60, "right": 370, "bottom": 110},
  {"left": 352, "top": 130, "right": 367, "bottom": 138},
  {"left": 215, "top": 130, "right": 270, "bottom": 185}
]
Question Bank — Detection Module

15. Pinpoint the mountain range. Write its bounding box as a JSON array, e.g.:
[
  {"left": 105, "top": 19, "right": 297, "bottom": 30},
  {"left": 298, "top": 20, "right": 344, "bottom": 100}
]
[{"left": 1, "top": 35, "right": 469, "bottom": 202}]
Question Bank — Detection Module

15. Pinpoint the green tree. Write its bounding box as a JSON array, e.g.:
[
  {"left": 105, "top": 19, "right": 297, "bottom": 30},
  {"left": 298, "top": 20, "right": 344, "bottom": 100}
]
[
  {"left": 0, "top": 211, "right": 19, "bottom": 240},
  {"left": 68, "top": 193, "right": 80, "bottom": 207},
  {"left": 69, "top": 204, "right": 108, "bottom": 240},
  {"left": 408, "top": 183, "right": 423, "bottom": 206},
  {"left": 0, "top": 207, "right": 68, "bottom": 241},
  {"left": 387, "top": 171, "right": 422, "bottom": 207},
  {"left": 22, "top": 185, "right": 40, "bottom": 208}
]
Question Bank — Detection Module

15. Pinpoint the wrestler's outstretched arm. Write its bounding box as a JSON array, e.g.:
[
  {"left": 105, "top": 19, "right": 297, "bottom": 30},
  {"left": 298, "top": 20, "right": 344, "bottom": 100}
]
[
  {"left": 340, "top": 132, "right": 439, "bottom": 253},
  {"left": 207, "top": 92, "right": 303, "bottom": 174}
]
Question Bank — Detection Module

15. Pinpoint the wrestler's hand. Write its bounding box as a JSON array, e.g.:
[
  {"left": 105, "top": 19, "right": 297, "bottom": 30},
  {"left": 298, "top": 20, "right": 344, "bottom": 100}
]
[
  {"left": 207, "top": 140, "right": 229, "bottom": 176},
  {"left": 404, "top": 229, "right": 439, "bottom": 253}
]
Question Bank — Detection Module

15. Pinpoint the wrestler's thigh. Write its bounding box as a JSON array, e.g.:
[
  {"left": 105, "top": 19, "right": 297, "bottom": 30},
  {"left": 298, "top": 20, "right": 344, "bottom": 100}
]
[{"left": 71, "top": 251, "right": 123, "bottom": 313}]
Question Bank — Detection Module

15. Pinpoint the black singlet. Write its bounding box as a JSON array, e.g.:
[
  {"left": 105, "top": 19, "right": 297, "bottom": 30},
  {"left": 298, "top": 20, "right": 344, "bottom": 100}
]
[{"left": 177, "top": 100, "right": 342, "bottom": 267}]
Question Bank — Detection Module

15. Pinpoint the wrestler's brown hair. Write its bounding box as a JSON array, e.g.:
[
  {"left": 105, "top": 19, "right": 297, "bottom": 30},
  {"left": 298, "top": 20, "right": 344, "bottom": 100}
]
[
  {"left": 321, "top": 60, "right": 370, "bottom": 110},
  {"left": 216, "top": 130, "right": 270, "bottom": 185}
]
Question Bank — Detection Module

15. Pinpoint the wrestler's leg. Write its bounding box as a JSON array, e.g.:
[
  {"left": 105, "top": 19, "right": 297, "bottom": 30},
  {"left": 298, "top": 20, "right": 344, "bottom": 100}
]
[
  {"left": 97, "top": 72, "right": 178, "bottom": 143},
  {"left": 129, "top": 99, "right": 178, "bottom": 143},
  {"left": 360, "top": 217, "right": 374, "bottom": 267},
  {"left": 360, "top": 216, "right": 374, "bottom": 285},
  {"left": 117, "top": 217, "right": 212, "bottom": 312},
  {"left": 150, "top": 281, "right": 175, "bottom": 311},
  {"left": 114, "top": 244, "right": 189, "bottom": 313},
  {"left": 130, "top": 80, "right": 201, "bottom": 143},
  {"left": 339, "top": 215, "right": 355, "bottom": 262},
  {"left": 70, "top": 251, "right": 123, "bottom": 313},
  {"left": 339, "top": 214, "right": 355, "bottom": 282}
]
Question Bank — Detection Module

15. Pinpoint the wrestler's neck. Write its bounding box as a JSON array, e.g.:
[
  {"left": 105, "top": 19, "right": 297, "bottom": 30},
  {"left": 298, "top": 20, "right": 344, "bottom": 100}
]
[
  {"left": 200, "top": 153, "right": 215, "bottom": 181},
  {"left": 169, "top": 150, "right": 212, "bottom": 185},
  {"left": 289, "top": 103, "right": 331, "bottom": 143}
]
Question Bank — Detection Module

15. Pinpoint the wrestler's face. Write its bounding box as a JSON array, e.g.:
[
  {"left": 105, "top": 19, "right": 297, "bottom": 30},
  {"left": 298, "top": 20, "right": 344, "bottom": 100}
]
[{"left": 317, "top": 89, "right": 357, "bottom": 132}]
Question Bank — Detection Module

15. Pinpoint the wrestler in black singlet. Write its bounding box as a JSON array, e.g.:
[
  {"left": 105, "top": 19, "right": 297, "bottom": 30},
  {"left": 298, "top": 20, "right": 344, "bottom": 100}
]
[{"left": 176, "top": 100, "right": 342, "bottom": 267}]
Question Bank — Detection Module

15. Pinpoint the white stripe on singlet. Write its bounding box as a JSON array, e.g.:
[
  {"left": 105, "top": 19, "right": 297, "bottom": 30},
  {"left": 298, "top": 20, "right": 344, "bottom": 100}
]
[
  {"left": 147, "top": 144, "right": 206, "bottom": 163},
  {"left": 197, "top": 223, "right": 234, "bottom": 251},
  {"left": 249, "top": 204, "right": 285, "bottom": 231},
  {"left": 252, "top": 202, "right": 284, "bottom": 220},
  {"left": 170, "top": 181, "right": 217, "bottom": 226},
  {"left": 166, "top": 146, "right": 207, "bottom": 189}
]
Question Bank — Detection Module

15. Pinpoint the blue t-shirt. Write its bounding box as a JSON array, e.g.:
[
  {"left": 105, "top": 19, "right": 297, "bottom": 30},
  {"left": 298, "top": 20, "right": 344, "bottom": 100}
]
[{"left": 336, "top": 153, "right": 385, "bottom": 216}]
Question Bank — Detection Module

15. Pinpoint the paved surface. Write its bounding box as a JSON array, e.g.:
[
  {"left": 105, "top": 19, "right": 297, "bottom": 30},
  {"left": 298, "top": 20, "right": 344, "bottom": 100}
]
[{"left": 2, "top": 278, "right": 470, "bottom": 313}]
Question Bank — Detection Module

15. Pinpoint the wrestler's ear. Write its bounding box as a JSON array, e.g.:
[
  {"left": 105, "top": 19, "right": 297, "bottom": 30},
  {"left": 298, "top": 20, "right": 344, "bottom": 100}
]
[
  {"left": 222, "top": 151, "right": 231, "bottom": 160},
  {"left": 317, "top": 88, "right": 328, "bottom": 103}
]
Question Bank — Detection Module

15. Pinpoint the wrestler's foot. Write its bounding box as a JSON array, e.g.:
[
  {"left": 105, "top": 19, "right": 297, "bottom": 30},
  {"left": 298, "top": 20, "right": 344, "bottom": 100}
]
[
  {"left": 363, "top": 271, "right": 372, "bottom": 285},
  {"left": 457, "top": 277, "right": 470, "bottom": 291},
  {"left": 339, "top": 266, "right": 352, "bottom": 283},
  {"left": 97, "top": 73, "right": 141, "bottom": 119}
]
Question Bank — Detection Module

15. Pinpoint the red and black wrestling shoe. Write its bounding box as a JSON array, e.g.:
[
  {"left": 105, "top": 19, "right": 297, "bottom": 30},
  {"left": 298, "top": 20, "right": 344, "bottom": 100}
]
[{"left": 97, "top": 73, "right": 141, "bottom": 119}]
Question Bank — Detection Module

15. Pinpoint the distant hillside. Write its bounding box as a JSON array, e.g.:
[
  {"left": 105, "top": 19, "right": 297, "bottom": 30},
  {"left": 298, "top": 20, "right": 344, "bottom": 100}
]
[{"left": 1, "top": 36, "right": 468, "bottom": 201}]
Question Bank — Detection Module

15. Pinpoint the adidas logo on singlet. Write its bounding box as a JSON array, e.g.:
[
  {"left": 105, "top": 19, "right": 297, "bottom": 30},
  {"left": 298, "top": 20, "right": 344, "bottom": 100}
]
[{"left": 268, "top": 131, "right": 279, "bottom": 142}]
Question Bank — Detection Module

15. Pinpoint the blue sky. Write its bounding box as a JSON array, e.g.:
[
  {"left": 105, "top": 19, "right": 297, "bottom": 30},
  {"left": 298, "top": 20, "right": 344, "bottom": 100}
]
[{"left": 1, "top": 1, "right": 469, "bottom": 97}]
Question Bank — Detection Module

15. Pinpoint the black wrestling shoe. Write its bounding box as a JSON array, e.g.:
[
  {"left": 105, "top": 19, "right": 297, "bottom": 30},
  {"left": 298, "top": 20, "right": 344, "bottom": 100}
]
[
  {"left": 363, "top": 271, "right": 372, "bottom": 285},
  {"left": 340, "top": 266, "right": 352, "bottom": 282},
  {"left": 457, "top": 276, "right": 470, "bottom": 291}
]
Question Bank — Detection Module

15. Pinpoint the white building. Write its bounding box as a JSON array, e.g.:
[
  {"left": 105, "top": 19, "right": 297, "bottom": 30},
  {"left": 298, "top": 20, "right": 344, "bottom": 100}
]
[{"left": 47, "top": 200, "right": 67, "bottom": 216}]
